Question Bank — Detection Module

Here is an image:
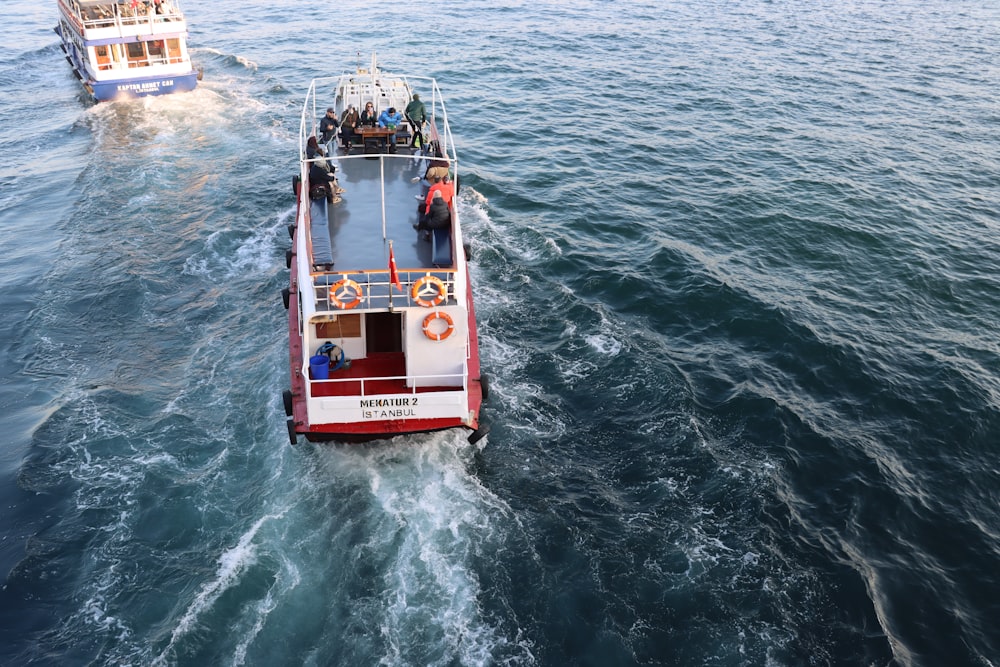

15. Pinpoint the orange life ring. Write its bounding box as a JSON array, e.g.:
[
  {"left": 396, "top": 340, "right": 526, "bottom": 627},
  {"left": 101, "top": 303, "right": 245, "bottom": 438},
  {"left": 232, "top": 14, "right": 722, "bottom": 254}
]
[
  {"left": 422, "top": 311, "right": 455, "bottom": 341},
  {"left": 411, "top": 275, "right": 447, "bottom": 307},
  {"left": 328, "top": 278, "right": 363, "bottom": 309}
]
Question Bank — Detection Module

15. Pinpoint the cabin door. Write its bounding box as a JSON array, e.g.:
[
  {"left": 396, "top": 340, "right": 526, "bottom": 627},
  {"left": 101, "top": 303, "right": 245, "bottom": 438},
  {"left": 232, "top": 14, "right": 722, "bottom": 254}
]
[{"left": 365, "top": 312, "right": 402, "bottom": 354}]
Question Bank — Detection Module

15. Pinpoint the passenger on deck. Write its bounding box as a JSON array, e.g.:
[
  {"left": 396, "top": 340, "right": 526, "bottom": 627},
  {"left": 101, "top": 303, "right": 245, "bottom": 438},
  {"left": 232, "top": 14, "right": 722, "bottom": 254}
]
[
  {"left": 378, "top": 107, "right": 404, "bottom": 151},
  {"left": 306, "top": 135, "right": 321, "bottom": 159},
  {"left": 308, "top": 146, "right": 344, "bottom": 202},
  {"left": 360, "top": 102, "right": 378, "bottom": 127},
  {"left": 414, "top": 190, "right": 452, "bottom": 239},
  {"left": 423, "top": 159, "right": 450, "bottom": 185},
  {"left": 308, "top": 162, "right": 337, "bottom": 204},
  {"left": 339, "top": 105, "right": 359, "bottom": 150},
  {"left": 414, "top": 158, "right": 450, "bottom": 199},
  {"left": 404, "top": 93, "right": 427, "bottom": 149},
  {"left": 424, "top": 175, "right": 455, "bottom": 212},
  {"left": 319, "top": 108, "right": 339, "bottom": 145}
]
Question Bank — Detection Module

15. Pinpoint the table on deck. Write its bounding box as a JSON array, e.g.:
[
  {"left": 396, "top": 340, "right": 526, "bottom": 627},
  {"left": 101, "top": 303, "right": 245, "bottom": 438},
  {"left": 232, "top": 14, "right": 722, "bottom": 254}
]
[{"left": 355, "top": 126, "right": 397, "bottom": 153}]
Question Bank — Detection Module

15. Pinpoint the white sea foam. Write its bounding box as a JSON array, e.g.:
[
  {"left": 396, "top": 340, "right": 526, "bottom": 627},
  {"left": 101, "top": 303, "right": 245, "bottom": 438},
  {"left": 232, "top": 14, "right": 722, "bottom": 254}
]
[
  {"left": 153, "top": 513, "right": 283, "bottom": 666},
  {"left": 302, "top": 432, "right": 531, "bottom": 666},
  {"left": 584, "top": 332, "right": 622, "bottom": 357}
]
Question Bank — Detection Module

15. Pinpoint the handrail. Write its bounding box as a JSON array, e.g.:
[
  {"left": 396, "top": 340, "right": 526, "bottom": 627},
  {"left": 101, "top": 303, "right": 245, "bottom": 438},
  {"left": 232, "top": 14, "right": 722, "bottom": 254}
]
[
  {"left": 311, "top": 371, "right": 465, "bottom": 388},
  {"left": 299, "top": 69, "right": 456, "bottom": 172},
  {"left": 81, "top": 13, "right": 184, "bottom": 30},
  {"left": 311, "top": 269, "right": 458, "bottom": 312}
]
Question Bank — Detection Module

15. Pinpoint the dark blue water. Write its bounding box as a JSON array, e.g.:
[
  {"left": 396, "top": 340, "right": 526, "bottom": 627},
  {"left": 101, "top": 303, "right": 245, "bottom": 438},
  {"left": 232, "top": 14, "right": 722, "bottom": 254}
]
[{"left": 2, "top": 1, "right": 998, "bottom": 665}]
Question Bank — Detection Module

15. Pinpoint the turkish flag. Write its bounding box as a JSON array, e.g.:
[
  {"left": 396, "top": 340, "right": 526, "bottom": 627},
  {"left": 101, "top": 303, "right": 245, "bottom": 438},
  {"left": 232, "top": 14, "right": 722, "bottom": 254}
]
[{"left": 388, "top": 243, "right": 402, "bottom": 291}]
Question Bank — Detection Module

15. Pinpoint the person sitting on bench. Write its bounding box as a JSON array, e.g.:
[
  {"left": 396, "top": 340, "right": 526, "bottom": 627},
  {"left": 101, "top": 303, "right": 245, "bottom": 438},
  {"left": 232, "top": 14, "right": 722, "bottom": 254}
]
[
  {"left": 377, "top": 107, "right": 404, "bottom": 151},
  {"left": 339, "top": 105, "right": 359, "bottom": 150},
  {"left": 414, "top": 190, "right": 451, "bottom": 239},
  {"left": 422, "top": 159, "right": 450, "bottom": 187},
  {"left": 360, "top": 102, "right": 377, "bottom": 126},
  {"left": 307, "top": 146, "right": 344, "bottom": 203},
  {"left": 423, "top": 175, "right": 455, "bottom": 212}
]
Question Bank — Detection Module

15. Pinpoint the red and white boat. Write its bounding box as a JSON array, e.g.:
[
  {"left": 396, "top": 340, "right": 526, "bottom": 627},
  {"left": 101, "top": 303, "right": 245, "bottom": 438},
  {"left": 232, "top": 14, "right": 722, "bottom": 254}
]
[{"left": 281, "top": 54, "right": 489, "bottom": 444}]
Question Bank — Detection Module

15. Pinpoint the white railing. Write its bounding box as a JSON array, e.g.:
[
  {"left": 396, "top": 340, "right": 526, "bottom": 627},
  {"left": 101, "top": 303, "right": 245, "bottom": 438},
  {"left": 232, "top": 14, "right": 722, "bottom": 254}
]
[
  {"left": 311, "top": 269, "right": 458, "bottom": 312},
  {"left": 74, "top": 1, "right": 187, "bottom": 30},
  {"left": 299, "top": 67, "right": 457, "bottom": 183},
  {"left": 310, "top": 371, "right": 467, "bottom": 395}
]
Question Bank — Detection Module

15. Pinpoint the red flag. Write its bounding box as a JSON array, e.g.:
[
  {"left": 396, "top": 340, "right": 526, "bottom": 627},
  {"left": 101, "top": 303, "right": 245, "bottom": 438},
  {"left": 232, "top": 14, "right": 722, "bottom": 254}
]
[{"left": 388, "top": 242, "right": 402, "bottom": 291}]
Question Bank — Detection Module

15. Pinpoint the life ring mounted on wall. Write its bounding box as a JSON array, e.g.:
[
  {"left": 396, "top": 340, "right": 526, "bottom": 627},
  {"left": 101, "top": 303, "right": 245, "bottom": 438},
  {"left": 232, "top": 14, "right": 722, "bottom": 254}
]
[
  {"left": 422, "top": 311, "right": 455, "bottom": 341},
  {"left": 411, "top": 275, "right": 447, "bottom": 307},
  {"left": 328, "top": 278, "right": 364, "bottom": 309}
]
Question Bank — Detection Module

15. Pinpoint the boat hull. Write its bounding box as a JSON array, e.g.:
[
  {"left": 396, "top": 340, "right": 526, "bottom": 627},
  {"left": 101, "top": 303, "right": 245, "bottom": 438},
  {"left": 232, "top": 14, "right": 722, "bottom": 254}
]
[{"left": 89, "top": 71, "right": 199, "bottom": 101}]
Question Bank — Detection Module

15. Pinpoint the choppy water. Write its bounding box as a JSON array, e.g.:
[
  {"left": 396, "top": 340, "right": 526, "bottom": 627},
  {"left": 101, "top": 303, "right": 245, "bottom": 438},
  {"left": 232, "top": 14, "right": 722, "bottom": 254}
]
[{"left": 1, "top": 1, "right": 999, "bottom": 665}]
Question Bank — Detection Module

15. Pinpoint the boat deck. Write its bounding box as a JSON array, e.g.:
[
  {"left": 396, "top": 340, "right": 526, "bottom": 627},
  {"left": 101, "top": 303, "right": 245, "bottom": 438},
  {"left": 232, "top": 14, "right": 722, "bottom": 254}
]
[{"left": 310, "top": 147, "right": 446, "bottom": 272}]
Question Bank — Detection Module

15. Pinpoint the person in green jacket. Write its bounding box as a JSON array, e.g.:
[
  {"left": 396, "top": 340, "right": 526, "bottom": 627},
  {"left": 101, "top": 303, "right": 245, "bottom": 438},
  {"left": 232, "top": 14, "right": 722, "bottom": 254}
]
[{"left": 404, "top": 93, "right": 427, "bottom": 149}]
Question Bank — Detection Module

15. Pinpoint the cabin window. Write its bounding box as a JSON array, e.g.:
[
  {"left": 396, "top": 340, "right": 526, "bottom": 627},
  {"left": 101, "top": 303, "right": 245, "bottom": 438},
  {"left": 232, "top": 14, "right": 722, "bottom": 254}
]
[
  {"left": 147, "top": 40, "right": 163, "bottom": 56},
  {"left": 94, "top": 45, "right": 112, "bottom": 70},
  {"left": 317, "top": 316, "right": 362, "bottom": 339},
  {"left": 125, "top": 41, "right": 147, "bottom": 67},
  {"left": 165, "top": 38, "right": 181, "bottom": 63}
]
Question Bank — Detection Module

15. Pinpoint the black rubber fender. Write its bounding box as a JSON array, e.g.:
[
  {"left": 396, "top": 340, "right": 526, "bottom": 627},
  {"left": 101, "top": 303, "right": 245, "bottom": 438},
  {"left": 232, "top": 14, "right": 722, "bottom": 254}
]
[
  {"left": 468, "top": 423, "right": 490, "bottom": 445},
  {"left": 282, "top": 287, "right": 290, "bottom": 309},
  {"left": 282, "top": 390, "right": 293, "bottom": 416},
  {"left": 286, "top": 419, "right": 298, "bottom": 445}
]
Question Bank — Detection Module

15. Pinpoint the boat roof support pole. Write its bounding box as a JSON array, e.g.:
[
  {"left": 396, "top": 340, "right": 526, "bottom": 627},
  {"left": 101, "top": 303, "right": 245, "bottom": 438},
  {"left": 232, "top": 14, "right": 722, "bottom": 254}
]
[{"left": 380, "top": 155, "right": 387, "bottom": 240}]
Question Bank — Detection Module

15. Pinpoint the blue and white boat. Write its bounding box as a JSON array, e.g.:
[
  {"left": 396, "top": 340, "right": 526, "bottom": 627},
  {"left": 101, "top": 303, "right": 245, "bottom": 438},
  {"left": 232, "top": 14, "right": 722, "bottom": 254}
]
[{"left": 54, "top": 0, "right": 200, "bottom": 101}]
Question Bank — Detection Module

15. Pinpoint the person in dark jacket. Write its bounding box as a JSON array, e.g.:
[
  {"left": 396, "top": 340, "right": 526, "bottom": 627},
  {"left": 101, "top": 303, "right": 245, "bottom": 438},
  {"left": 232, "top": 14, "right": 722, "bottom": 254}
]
[
  {"left": 414, "top": 190, "right": 451, "bottom": 238},
  {"left": 308, "top": 146, "right": 343, "bottom": 203},
  {"left": 339, "top": 105, "right": 359, "bottom": 150},
  {"left": 425, "top": 191, "right": 451, "bottom": 229},
  {"left": 360, "top": 101, "right": 378, "bottom": 126},
  {"left": 306, "top": 135, "right": 321, "bottom": 159},
  {"left": 319, "top": 108, "right": 339, "bottom": 144}
]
